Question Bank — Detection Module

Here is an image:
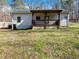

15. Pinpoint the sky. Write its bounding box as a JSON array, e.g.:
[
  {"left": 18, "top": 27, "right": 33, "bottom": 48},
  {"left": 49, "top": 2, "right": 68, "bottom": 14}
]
[
  {"left": 7, "top": 0, "right": 12, "bottom": 5},
  {"left": 7, "top": 0, "right": 57, "bottom": 4},
  {"left": 7, "top": 0, "right": 58, "bottom": 8},
  {"left": 6, "top": 0, "right": 78, "bottom": 8}
]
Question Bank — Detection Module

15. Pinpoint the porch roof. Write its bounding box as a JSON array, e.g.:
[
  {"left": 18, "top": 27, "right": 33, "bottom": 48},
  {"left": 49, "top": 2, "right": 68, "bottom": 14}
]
[{"left": 31, "top": 9, "right": 62, "bottom": 13}]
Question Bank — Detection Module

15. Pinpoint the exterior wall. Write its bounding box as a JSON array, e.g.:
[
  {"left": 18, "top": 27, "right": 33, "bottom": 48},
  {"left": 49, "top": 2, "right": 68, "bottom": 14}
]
[
  {"left": 33, "top": 13, "right": 44, "bottom": 20},
  {"left": 60, "top": 13, "right": 69, "bottom": 26},
  {"left": 0, "top": 11, "right": 69, "bottom": 29},
  {"left": 33, "top": 13, "right": 58, "bottom": 25},
  {"left": 33, "top": 13, "right": 58, "bottom": 20},
  {"left": 33, "top": 13, "right": 69, "bottom": 26},
  {"left": 47, "top": 13, "right": 58, "bottom": 20},
  {"left": 12, "top": 13, "right": 32, "bottom": 29}
]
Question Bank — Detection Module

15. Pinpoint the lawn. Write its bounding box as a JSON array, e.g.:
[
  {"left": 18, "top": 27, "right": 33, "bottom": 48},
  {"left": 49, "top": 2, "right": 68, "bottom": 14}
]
[{"left": 0, "top": 23, "right": 79, "bottom": 59}]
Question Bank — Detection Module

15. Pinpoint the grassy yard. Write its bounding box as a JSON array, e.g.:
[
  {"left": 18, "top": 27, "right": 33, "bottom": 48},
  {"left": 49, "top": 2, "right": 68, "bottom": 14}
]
[{"left": 0, "top": 23, "right": 79, "bottom": 59}]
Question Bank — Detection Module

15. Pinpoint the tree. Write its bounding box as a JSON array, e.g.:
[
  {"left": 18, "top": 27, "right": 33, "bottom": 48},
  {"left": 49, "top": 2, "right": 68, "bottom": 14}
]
[
  {"left": 0, "top": 0, "right": 6, "bottom": 6},
  {"left": 11, "top": 0, "right": 24, "bottom": 9},
  {"left": 60, "top": 0, "right": 74, "bottom": 19}
]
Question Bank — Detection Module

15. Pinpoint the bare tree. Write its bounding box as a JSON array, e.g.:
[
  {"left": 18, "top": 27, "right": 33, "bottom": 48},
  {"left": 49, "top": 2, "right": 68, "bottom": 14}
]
[
  {"left": 60, "top": 0, "right": 74, "bottom": 20},
  {"left": 0, "top": 0, "right": 6, "bottom": 6},
  {"left": 11, "top": 0, "right": 24, "bottom": 9}
]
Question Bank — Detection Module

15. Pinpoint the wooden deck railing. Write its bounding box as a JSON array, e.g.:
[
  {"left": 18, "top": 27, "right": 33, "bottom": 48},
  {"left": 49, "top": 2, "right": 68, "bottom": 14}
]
[{"left": 32, "top": 20, "right": 59, "bottom": 26}]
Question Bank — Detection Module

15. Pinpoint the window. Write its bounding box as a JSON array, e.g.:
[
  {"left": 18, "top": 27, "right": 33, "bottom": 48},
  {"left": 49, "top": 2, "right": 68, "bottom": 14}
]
[
  {"left": 17, "top": 17, "right": 21, "bottom": 22},
  {"left": 36, "top": 16, "right": 40, "bottom": 20},
  {"left": 64, "top": 16, "right": 68, "bottom": 19},
  {"left": 46, "top": 16, "right": 49, "bottom": 20}
]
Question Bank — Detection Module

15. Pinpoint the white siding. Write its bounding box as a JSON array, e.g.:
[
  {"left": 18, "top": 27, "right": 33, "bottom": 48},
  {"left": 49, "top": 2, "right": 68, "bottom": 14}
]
[
  {"left": 12, "top": 14, "right": 32, "bottom": 29},
  {"left": 60, "top": 14, "right": 69, "bottom": 26}
]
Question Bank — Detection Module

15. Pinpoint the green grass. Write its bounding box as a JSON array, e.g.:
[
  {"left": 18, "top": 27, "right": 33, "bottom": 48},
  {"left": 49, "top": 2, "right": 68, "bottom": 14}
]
[{"left": 0, "top": 23, "right": 79, "bottom": 59}]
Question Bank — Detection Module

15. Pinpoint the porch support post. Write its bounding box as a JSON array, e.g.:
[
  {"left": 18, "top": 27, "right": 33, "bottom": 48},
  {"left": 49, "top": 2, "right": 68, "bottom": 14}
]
[
  {"left": 57, "top": 13, "right": 60, "bottom": 29},
  {"left": 32, "top": 13, "right": 34, "bottom": 29},
  {"left": 44, "top": 12, "right": 47, "bottom": 29}
]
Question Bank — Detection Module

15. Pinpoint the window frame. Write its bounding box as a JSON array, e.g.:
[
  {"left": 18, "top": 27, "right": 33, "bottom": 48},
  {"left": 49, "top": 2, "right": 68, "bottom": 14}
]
[
  {"left": 17, "top": 16, "right": 21, "bottom": 23},
  {"left": 36, "top": 16, "right": 40, "bottom": 20}
]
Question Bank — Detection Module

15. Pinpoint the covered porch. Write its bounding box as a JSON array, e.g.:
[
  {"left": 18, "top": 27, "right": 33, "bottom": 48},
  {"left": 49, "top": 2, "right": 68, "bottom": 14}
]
[{"left": 31, "top": 10, "right": 62, "bottom": 29}]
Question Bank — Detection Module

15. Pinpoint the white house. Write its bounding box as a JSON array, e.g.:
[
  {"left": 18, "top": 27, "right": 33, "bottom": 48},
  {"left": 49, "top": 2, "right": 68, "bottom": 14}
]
[
  {"left": 0, "top": 6, "right": 69, "bottom": 29},
  {"left": 11, "top": 9, "right": 32, "bottom": 30}
]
